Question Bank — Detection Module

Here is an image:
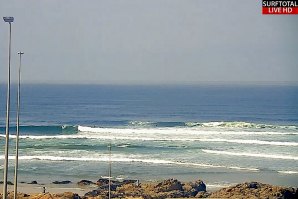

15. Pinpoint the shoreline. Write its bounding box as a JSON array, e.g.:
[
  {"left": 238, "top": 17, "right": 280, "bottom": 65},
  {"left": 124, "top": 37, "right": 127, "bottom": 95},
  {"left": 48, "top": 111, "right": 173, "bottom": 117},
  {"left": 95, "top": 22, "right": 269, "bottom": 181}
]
[
  {"left": 0, "top": 183, "right": 93, "bottom": 196},
  {"left": 0, "top": 179, "right": 223, "bottom": 195},
  {"left": 1, "top": 178, "right": 297, "bottom": 198}
]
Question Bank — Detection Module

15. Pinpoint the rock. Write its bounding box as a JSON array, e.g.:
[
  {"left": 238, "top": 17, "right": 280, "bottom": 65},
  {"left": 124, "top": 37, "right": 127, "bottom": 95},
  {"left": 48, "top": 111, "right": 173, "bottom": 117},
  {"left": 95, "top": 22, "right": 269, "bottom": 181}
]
[
  {"left": 247, "top": 181, "right": 261, "bottom": 189},
  {"left": 123, "top": 179, "right": 138, "bottom": 185},
  {"left": 116, "top": 183, "right": 143, "bottom": 197},
  {"left": 52, "top": 180, "right": 72, "bottom": 184},
  {"left": 0, "top": 181, "right": 13, "bottom": 185},
  {"left": 155, "top": 179, "right": 183, "bottom": 192},
  {"left": 85, "top": 189, "right": 101, "bottom": 197},
  {"left": 96, "top": 178, "right": 110, "bottom": 186},
  {"left": 53, "top": 192, "right": 81, "bottom": 199},
  {"left": 77, "top": 180, "right": 95, "bottom": 186},
  {"left": 195, "top": 191, "right": 210, "bottom": 198},
  {"left": 183, "top": 183, "right": 197, "bottom": 197},
  {"left": 24, "top": 192, "right": 81, "bottom": 199},
  {"left": 28, "top": 193, "right": 53, "bottom": 199},
  {"left": 209, "top": 182, "right": 298, "bottom": 199},
  {"left": 101, "top": 183, "right": 122, "bottom": 191},
  {"left": 28, "top": 180, "right": 38, "bottom": 184},
  {"left": 2, "top": 179, "right": 296, "bottom": 199},
  {"left": 194, "top": 179, "right": 206, "bottom": 192},
  {"left": 153, "top": 190, "right": 184, "bottom": 198},
  {"left": 182, "top": 179, "right": 206, "bottom": 197}
]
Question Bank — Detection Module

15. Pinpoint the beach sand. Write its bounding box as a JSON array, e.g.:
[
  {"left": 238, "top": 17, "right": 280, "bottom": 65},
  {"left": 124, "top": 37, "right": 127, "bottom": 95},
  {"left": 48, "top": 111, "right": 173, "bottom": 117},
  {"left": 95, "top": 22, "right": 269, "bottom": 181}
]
[{"left": 0, "top": 183, "right": 94, "bottom": 196}]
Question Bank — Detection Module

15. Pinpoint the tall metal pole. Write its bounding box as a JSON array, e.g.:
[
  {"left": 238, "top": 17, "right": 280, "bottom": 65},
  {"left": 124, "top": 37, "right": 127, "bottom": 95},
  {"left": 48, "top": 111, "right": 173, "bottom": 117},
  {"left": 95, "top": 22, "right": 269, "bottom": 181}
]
[
  {"left": 2, "top": 17, "right": 13, "bottom": 199},
  {"left": 14, "top": 51, "right": 23, "bottom": 199}
]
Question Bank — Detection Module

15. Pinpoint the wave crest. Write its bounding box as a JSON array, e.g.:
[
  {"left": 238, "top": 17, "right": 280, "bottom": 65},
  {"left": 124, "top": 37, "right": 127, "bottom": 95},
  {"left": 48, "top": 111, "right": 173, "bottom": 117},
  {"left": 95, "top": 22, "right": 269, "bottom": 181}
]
[
  {"left": 202, "top": 150, "right": 298, "bottom": 161},
  {"left": 185, "top": 121, "right": 298, "bottom": 130}
]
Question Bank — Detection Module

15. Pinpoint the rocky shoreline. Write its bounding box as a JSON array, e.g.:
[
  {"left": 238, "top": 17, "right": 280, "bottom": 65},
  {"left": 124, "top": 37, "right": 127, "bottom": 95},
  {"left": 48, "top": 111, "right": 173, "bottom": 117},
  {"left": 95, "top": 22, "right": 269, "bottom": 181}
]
[{"left": 1, "top": 178, "right": 297, "bottom": 199}]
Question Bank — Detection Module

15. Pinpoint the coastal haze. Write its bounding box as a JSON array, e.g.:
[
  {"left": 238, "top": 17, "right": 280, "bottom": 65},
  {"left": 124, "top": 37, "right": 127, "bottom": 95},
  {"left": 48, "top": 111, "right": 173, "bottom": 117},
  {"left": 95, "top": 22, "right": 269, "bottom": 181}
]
[{"left": 0, "top": 0, "right": 298, "bottom": 197}]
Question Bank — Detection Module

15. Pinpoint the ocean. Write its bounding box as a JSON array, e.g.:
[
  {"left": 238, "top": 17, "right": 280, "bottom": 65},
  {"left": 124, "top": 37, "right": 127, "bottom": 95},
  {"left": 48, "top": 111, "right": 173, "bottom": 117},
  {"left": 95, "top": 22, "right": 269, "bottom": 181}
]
[{"left": 0, "top": 85, "right": 297, "bottom": 189}]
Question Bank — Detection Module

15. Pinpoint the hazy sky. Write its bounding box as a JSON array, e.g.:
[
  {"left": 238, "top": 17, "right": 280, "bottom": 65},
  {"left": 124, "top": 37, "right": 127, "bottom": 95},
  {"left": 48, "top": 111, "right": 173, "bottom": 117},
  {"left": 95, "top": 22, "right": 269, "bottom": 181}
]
[{"left": 0, "top": 0, "right": 297, "bottom": 85}]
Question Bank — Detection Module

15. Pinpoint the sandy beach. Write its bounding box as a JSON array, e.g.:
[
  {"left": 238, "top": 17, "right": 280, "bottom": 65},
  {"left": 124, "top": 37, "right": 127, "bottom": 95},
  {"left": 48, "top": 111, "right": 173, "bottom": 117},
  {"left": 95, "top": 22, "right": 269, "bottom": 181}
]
[{"left": 0, "top": 183, "right": 93, "bottom": 196}]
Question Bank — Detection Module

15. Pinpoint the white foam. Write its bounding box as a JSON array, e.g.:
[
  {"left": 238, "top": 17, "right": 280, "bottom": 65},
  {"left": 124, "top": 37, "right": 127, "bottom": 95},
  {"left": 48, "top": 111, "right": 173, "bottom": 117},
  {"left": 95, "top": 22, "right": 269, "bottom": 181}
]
[
  {"left": 202, "top": 150, "right": 298, "bottom": 160},
  {"left": 199, "top": 138, "right": 298, "bottom": 146},
  {"left": 187, "top": 121, "right": 298, "bottom": 130},
  {"left": 78, "top": 125, "right": 298, "bottom": 136},
  {"left": 117, "top": 144, "right": 131, "bottom": 148},
  {"left": 129, "top": 121, "right": 155, "bottom": 126},
  {"left": 278, "top": 170, "right": 298, "bottom": 174},
  {"left": 206, "top": 183, "right": 235, "bottom": 189},
  {"left": 0, "top": 155, "right": 258, "bottom": 172},
  {"left": 2, "top": 130, "right": 298, "bottom": 147}
]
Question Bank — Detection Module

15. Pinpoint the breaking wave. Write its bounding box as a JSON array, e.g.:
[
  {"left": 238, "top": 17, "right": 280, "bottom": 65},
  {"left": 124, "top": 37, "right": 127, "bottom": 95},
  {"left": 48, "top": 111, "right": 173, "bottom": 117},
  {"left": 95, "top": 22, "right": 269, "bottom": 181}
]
[
  {"left": 0, "top": 122, "right": 297, "bottom": 135},
  {"left": 1, "top": 126, "right": 297, "bottom": 148},
  {"left": 185, "top": 121, "right": 298, "bottom": 130},
  {"left": 277, "top": 170, "right": 298, "bottom": 174},
  {"left": 202, "top": 150, "right": 298, "bottom": 161},
  {"left": 127, "top": 120, "right": 298, "bottom": 131},
  {"left": 77, "top": 125, "right": 298, "bottom": 136}
]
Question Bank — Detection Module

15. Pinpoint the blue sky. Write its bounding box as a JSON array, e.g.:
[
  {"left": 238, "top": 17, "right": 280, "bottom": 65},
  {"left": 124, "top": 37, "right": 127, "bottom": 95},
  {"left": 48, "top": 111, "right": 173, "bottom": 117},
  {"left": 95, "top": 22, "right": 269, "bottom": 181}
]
[{"left": 0, "top": 0, "right": 297, "bottom": 85}]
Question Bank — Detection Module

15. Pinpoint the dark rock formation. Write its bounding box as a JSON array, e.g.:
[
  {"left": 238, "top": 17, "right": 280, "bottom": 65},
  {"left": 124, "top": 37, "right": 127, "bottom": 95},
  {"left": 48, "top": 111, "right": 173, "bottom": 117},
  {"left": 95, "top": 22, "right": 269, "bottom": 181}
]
[
  {"left": 155, "top": 178, "right": 183, "bottom": 192},
  {"left": 1, "top": 179, "right": 296, "bottom": 199},
  {"left": 28, "top": 180, "right": 38, "bottom": 184},
  {"left": 77, "top": 180, "right": 95, "bottom": 186},
  {"left": 209, "top": 182, "right": 298, "bottom": 199},
  {"left": 52, "top": 180, "right": 72, "bottom": 184},
  {"left": 183, "top": 179, "right": 207, "bottom": 197},
  {"left": 96, "top": 178, "right": 116, "bottom": 186},
  {"left": 0, "top": 181, "right": 13, "bottom": 185},
  {"left": 123, "top": 179, "right": 139, "bottom": 185}
]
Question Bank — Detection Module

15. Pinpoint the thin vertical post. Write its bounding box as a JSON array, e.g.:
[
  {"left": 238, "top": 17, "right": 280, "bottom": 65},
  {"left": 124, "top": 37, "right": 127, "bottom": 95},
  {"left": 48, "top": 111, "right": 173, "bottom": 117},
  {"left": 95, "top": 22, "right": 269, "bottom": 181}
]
[
  {"left": 3, "top": 21, "right": 12, "bottom": 199},
  {"left": 108, "top": 143, "right": 111, "bottom": 199},
  {"left": 14, "top": 51, "right": 23, "bottom": 199}
]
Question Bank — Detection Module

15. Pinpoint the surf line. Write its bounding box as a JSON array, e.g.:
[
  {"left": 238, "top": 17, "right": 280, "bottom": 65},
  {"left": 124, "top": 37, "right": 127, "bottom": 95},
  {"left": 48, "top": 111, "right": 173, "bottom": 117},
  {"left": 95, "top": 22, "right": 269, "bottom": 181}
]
[{"left": 202, "top": 150, "right": 298, "bottom": 160}]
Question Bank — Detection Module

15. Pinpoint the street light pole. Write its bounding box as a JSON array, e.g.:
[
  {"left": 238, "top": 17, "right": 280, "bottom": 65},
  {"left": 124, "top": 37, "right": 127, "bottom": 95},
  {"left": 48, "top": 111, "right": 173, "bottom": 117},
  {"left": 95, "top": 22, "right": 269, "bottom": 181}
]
[
  {"left": 2, "top": 16, "right": 14, "bottom": 199},
  {"left": 14, "top": 51, "right": 24, "bottom": 199}
]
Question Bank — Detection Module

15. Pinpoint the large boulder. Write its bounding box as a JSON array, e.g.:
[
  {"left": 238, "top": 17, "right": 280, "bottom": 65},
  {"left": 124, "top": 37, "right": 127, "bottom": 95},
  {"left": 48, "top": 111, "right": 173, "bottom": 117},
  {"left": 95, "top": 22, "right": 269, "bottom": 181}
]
[
  {"left": 116, "top": 183, "right": 143, "bottom": 197},
  {"left": 123, "top": 179, "right": 139, "bottom": 185},
  {"left": 183, "top": 179, "right": 206, "bottom": 197},
  {"left": 52, "top": 180, "right": 72, "bottom": 184},
  {"left": 53, "top": 192, "right": 81, "bottom": 199},
  {"left": 77, "top": 180, "right": 95, "bottom": 186},
  {"left": 28, "top": 180, "right": 38, "bottom": 184},
  {"left": 209, "top": 182, "right": 298, "bottom": 199},
  {"left": 84, "top": 189, "right": 102, "bottom": 197},
  {"left": 155, "top": 179, "right": 183, "bottom": 192},
  {"left": 96, "top": 178, "right": 117, "bottom": 186},
  {"left": 0, "top": 181, "right": 13, "bottom": 185}
]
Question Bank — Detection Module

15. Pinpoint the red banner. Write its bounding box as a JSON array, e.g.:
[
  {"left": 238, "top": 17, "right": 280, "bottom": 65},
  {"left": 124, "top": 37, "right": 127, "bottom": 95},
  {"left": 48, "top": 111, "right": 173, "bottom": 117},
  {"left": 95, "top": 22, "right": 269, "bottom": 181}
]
[{"left": 263, "top": 6, "right": 298, "bottom": 14}]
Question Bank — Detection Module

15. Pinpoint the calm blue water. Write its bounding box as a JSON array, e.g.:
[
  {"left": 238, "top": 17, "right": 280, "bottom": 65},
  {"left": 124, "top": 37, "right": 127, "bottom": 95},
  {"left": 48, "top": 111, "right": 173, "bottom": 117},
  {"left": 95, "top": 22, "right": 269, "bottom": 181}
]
[{"left": 0, "top": 85, "right": 298, "bottom": 188}]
